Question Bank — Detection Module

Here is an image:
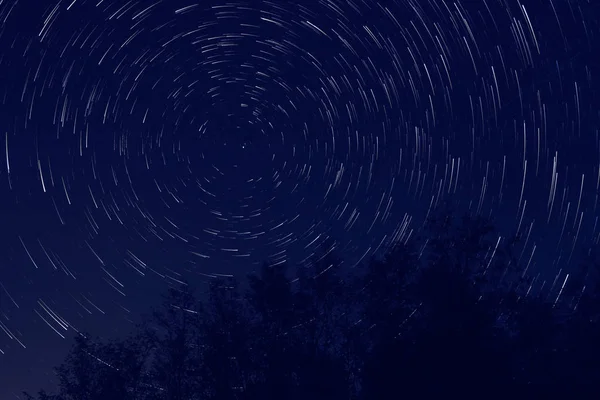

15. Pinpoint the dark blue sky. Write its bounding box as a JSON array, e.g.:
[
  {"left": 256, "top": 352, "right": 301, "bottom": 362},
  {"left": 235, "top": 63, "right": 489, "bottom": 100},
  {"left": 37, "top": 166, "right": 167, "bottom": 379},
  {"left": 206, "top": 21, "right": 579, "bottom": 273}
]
[{"left": 0, "top": 0, "right": 599, "bottom": 397}]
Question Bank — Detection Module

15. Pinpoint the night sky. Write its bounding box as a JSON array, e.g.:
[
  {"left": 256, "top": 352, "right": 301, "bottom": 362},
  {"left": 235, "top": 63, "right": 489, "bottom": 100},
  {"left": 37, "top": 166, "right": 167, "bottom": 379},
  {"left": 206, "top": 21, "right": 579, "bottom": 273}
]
[{"left": 0, "top": 0, "right": 599, "bottom": 397}]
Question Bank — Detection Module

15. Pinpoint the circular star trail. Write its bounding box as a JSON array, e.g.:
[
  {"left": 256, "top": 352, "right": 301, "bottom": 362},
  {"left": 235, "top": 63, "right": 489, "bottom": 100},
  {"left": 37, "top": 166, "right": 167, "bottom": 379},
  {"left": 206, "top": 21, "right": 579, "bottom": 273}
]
[{"left": 0, "top": 0, "right": 599, "bottom": 392}]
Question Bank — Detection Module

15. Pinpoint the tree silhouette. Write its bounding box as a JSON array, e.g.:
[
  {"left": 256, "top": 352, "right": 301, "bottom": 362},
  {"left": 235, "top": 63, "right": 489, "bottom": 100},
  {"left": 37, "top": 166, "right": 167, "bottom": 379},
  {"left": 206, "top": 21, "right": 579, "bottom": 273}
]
[
  {"left": 295, "top": 242, "right": 352, "bottom": 400},
  {"left": 143, "top": 284, "right": 203, "bottom": 400},
  {"left": 25, "top": 332, "right": 151, "bottom": 400},
  {"left": 199, "top": 276, "right": 253, "bottom": 400},
  {"left": 24, "top": 210, "right": 600, "bottom": 399},
  {"left": 244, "top": 262, "right": 297, "bottom": 399}
]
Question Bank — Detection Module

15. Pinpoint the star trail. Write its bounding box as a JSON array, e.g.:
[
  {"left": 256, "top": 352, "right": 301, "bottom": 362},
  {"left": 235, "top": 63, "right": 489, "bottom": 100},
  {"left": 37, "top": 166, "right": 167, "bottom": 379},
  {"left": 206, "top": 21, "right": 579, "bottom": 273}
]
[{"left": 0, "top": 0, "right": 599, "bottom": 396}]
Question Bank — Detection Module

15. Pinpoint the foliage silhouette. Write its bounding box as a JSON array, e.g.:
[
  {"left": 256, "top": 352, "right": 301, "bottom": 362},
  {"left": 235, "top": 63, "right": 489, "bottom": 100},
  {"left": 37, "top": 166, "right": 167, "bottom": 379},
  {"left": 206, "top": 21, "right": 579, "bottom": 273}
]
[{"left": 24, "top": 212, "right": 600, "bottom": 399}]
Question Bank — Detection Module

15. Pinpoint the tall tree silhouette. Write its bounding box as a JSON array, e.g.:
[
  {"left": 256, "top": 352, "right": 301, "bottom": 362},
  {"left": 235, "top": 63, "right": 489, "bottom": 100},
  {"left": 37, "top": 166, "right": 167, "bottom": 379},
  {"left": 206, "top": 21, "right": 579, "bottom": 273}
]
[
  {"left": 244, "top": 262, "right": 298, "bottom": 399},
  {"left": 556, "top": 244, "right": 600, "bottom": 390},
  {"left": 293, "top": 240, "right": 352, "bottom": 400},
  {"left": 23, "top": 210, "right": 600, "bottom": 399},
  {"left": 358, "top": 240, "right": 423, "bottom": 398},
  {"left": 200, "top": 276, "right": 253, "bottom": 400},
  {"left": 360, "top": 212, "right": 517, "bottom": 397},
  {"left": 144, "top": 284, "right": 203, "bottom": 400}
]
